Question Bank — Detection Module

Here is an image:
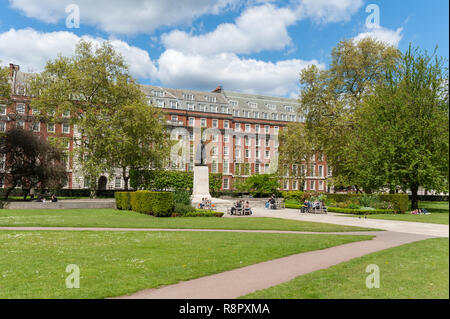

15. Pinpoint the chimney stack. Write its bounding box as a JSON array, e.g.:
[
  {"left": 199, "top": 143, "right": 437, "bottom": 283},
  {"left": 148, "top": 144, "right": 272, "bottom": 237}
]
[{"left": 212, "top": 85, "right": 223, "bottom": 93}]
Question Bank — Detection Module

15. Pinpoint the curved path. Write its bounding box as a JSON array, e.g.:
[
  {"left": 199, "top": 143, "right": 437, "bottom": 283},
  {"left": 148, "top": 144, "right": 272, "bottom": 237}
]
[{"left": 113, "top": 230, "right": 431, "bottom": 299}]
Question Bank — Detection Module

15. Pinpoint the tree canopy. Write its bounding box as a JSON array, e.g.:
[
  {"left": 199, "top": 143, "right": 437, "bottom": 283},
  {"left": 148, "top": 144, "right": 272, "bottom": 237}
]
[
  {"left": 296, "top": 38, "right": 401, "bottom": 191},
  {"left": 0, "top": 128, "right": 67, "bottom": 200},
  {"left": 354, "top": 45, "right": 449, "bottom": 208},
  {"left": 29, "top": 40, "right": 168, "bottom": 196}
]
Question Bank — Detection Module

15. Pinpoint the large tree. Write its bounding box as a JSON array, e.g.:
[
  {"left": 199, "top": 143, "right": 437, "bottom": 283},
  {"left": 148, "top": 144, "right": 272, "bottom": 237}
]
[
  {"left": 103, "top": 100, "right": 170, "bottom": 190},
  {"left": 295, "top": 38, "right": 400, "bottom": 191},
  {"left": 0, "top": 128, "right": 67, "bottom": 200},
  {"left": 355, "top": 46, "right": 449, "bottom": 209},
  {"left": 29, "top": 40, "right": 151, "bottom": 197}
]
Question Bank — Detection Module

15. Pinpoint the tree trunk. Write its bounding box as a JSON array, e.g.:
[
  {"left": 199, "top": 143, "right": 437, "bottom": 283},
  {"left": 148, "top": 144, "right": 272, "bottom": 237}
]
[
  {"left": 23, "top": 188, "right": 30, "bottom": 200},
  {"left": 90, "top": 178, "right": 96, "bottom": 199},
  {"left": 410, "top": 185, "right": 419, "bottom": 210},
  {"left": 4, "top": 187, "right": 14, "bottom": 201},
  {"left": 122, "top": 167, "right": 129, "bottom": 190}
]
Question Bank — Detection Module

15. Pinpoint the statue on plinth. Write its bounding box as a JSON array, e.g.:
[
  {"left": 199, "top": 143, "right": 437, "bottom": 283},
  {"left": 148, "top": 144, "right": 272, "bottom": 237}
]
[{"left": 195, "top": 139, "right": 207, "bottom": 166}]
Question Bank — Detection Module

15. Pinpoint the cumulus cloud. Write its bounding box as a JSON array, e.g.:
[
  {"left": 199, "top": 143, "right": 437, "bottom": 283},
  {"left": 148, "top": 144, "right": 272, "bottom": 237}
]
[
  {"left": 157, "top": 49, "right": 323, "bottom": 97},
  {"left": 8, "top": 0, "right": 239, "bottom": 34},
  {"left": 295, "top": 0, "right": 364, "bottom": 24},
  {"left": 0, "top": 28, "right": 157, "bottom": 79},
  {"left": 162, "top": 4, "right": 297, "bottom": 55},
  {"left": 354, "top": 26, "right": 404, "bottom": 47}
]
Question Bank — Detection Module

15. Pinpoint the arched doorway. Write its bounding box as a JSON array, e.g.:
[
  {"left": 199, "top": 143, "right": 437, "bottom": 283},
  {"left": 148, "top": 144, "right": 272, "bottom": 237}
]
[{"left": 98, "top": 176, "right": 107, "bottom": 190}]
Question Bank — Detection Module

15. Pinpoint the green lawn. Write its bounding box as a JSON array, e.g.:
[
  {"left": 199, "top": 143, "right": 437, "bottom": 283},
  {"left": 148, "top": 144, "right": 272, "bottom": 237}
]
[
  {"left": 0, "top": 208, "right": 377, "bottom": 232},
  {"left": 340, "top": 202, "right": 449, "bottom": 225},
  {"left": 0, "top": 231, "right": 372, "bottom": 298},
  {"left": 242, "top": 238, "right": 449, "bottom": 299}
]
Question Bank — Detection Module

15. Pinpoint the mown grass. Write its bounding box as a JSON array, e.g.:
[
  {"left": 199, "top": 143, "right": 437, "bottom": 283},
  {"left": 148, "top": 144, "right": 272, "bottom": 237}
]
[
  {"left": 0, "top": 208, "right": 377, "bottom": 232},
  {"left": 0, "top": 231, "right": 372, "bottom": 298},
  {"left": 242, "top": 238, "right": 449, "bottom": 299}
]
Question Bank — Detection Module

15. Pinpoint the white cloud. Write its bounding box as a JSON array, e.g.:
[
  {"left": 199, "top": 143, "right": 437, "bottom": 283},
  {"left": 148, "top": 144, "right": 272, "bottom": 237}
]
[
  {"left": 157, "top": 49, "right": 323, "bottom": 97},
  {"left": 8, "top": 0, "right": 239, "bottom": 34},
  {"left": 296, "top": 0, "right": 363, "bottom": 24},
  {"left": 162, "top": 4, "right": 297, "bottom": 55},
  {"left": 0, "top": 28, "right": 157, "bottom": 79},
  {"left": 354, "top": 26, "right": 404, "bottom": 47}
]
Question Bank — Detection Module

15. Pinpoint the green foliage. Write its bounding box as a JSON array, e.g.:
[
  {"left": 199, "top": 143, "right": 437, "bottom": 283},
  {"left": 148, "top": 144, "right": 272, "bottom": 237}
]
[
  {"left": 130, "top": 169, "right": 193, "bottom": 191},
  {"left": 133, "top": 191, "right": 174, "bottom": 217},
  {"left": 282, "top": 191, "right": 305, "bottom": 202},
  {"left": 173, "top": 203, "right": 196, "bottom": 215},
  {"left": 173, "top": 190, "right": 192, "bottom": 205},
  {"left": 326, "top": 193, "right": 409, "bottom": 213},
  {"left": 327, "top": 207, "right": 395, "bottom": 215},
  {"left": 129, "top": 192, "right": 137, "bottom": 212},
  {"left": 295, "top": 38, "right": 401, "bottom": 191},
  {"left": 29, "top": 40, "right": 149, "bottom": 197},
  {"left": 378, "top": 194, "right": 409, "bottom": 213},
  {"left": 183, "top": 211, "right": 224, "bottom": 218},
  {"left": 114, "top": 192, "right": 131, "bottom": 210},
  {"left": 209, "top": 173, "right": 223, "bottom": 196},
  {"left": 0, "top": 64, "right": 11, "bottom": 104},
  {"left": 237, "top": 174, "right": 280, "bottom": 197},
  {"left": 355, "top": 45, "right": 449, "bottom": 209}
]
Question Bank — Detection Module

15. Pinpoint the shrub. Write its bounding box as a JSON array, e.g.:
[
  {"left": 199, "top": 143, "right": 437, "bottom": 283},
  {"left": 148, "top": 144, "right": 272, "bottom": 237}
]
[
  {"left": 282, "top": 191, "right": 304, "bottom": 202},
  {"left": 133, "top": 191, "right": 174, "bottom": 217},
  {"left": 327, "top": 207, "right": 395, "bottom": 215},
  {"left": 115, "top": 192, "right": 131, "bottom": 210},
  {"left": 173, "top": 190, "right": 192, "bottom": 205},
  {"left": 326, "top": 193, "right": 409, "bottom": 213},
  {"left": 378, "top": 194, "right": 409, "bottom": 213},
  {"left": 173, "top": 203, "right": 196, "bottom": 215},
  {"left": 183, "top": 210, "right": 224, "bottom": 217}
]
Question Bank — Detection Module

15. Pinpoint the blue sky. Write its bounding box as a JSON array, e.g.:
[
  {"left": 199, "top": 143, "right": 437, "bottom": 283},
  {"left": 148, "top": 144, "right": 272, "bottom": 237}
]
[{"left": 0, "top": 0, "right": 448, "bottom": 97}]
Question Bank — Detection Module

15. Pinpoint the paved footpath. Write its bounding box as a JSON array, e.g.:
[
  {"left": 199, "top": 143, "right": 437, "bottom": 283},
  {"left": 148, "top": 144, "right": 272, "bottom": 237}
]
[{"left": 250, "top": 207, "right": 449, "bottom": 238}]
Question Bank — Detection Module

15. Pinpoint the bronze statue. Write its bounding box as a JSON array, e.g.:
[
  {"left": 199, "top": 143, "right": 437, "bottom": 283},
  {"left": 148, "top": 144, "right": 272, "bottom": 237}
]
[{"left": 195, "top": 138, "right": 212, "bottom": 166}]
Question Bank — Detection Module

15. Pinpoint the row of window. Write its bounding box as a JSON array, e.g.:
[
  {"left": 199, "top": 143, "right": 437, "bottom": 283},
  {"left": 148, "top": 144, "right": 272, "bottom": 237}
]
[
  {"left": 221, "top": 178, "right": 326, "bottom": 191},
  {"left": 0, "top": 121, "right": 71, "bottom": 134},
  {"left": 0, "top": 104, "right": 71, "bottom": 117},
  {"left": 174, "top": 116, "right": 280, "bottom": 134}
]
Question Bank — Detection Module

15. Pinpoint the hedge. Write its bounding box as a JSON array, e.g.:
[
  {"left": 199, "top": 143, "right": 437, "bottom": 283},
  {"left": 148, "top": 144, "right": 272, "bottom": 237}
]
[
  {"left": 133, "top": 191, "right": 174, "bottom": 217},
  {"left": 378, "top": 194, "right": 409, "bottom": 213},
  {"left": 327, "top": 207, "right": 395, "bottom": 215},
  {"left": 115, "top": 192, "right": 131, "bottom": 210},
  {"left": 182, "top": 211, "right": 224, "bottom": 218}
]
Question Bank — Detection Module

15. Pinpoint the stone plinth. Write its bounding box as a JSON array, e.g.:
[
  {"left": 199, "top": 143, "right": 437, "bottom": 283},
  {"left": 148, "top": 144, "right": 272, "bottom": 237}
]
[{"left": 191, "top": 165, "right": 211, "bottom": 204}]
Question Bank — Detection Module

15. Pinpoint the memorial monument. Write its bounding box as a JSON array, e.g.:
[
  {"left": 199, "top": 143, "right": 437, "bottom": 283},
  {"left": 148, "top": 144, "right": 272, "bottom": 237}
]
[{"left": 191, "top": 138, "right": 212, "bottom": 204}]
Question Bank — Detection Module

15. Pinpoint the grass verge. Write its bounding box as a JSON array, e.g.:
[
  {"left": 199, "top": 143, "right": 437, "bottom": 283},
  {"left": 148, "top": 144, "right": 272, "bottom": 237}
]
[
  {"left": 0, "top": 208, "right": 377, "bottom": 232},
  {"left": 0, "top": 231, "right": 372, "bottom": 298}
]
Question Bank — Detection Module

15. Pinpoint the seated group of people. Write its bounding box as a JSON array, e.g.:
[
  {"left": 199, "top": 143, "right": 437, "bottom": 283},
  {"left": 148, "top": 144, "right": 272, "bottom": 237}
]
[
  {"left": 230, "top": 200, "right": 252, "bottom": 215},
  {"left": 265, "top": 194, "right": 278, "bottom": 209},
  {"left": 301, "top": 199, "right": 324, "bottom": 213},
  {"left": 199, "top": 198, "right": 212, "bottom": 209},
  {"left": 411, "top": 208, "right": 431, "bottom": 215},
  {"left": 35, "top": 194, "right": 58, "bottom": 202}
]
